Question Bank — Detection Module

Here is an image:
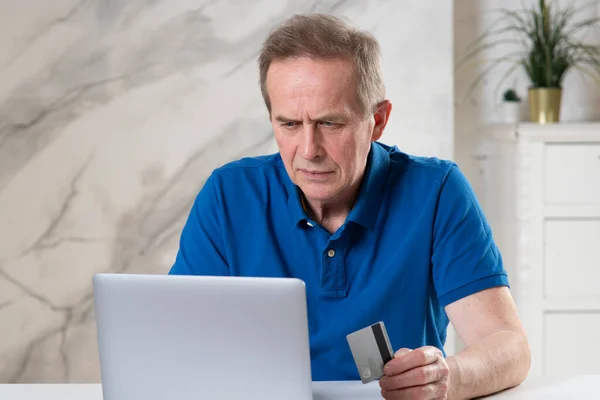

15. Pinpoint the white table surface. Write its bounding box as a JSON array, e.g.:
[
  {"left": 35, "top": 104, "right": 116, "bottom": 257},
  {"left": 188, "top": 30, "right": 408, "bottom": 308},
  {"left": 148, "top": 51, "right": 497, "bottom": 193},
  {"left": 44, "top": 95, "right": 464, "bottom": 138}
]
[{"left": 1, "top": 375, "right": 598, "bottom": 399}]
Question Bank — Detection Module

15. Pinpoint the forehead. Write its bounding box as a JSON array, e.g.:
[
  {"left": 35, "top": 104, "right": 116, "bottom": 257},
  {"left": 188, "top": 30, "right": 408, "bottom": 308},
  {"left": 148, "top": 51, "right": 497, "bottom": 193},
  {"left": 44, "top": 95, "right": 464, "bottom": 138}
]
[{"left": 266, "top": 57, "right": 361, "bottom": 114}]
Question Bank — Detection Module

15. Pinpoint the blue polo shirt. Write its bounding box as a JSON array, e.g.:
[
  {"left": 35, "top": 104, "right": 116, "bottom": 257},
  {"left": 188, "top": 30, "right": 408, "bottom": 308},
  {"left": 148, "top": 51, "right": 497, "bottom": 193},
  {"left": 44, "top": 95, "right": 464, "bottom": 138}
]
[{"left": 169, "top": 141, "right": 509, "bottom": 381}]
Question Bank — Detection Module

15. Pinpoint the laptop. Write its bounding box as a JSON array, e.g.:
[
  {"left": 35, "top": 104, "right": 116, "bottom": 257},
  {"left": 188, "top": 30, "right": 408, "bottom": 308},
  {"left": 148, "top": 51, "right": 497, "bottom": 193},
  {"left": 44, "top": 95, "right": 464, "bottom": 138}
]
[{"left": 93, "top": 273, "right": 313, "bottom": 400}]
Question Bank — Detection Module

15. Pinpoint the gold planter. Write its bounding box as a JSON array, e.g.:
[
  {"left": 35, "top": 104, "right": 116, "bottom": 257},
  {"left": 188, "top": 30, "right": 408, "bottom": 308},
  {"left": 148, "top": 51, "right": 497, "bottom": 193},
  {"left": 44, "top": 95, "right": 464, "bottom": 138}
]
[{"left": 528, "top": 87, "right": 562, "bottom": 124}]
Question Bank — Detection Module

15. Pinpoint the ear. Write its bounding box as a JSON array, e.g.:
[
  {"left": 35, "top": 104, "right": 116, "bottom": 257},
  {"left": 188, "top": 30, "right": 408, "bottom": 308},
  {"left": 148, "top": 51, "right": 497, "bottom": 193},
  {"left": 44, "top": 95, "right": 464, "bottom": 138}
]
[{"left": 371, "top": 100, "right": 392, "bottom": 142}]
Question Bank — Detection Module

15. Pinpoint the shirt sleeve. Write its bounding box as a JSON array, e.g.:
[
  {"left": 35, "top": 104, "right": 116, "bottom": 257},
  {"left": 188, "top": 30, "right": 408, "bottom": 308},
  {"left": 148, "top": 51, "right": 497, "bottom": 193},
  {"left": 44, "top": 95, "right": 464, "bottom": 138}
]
[
  {"left": 169, "top": 172, "right": 229, "bottom": 276},
  {"left": 432, "top": 164, "right": 509, "bottom": 307}
]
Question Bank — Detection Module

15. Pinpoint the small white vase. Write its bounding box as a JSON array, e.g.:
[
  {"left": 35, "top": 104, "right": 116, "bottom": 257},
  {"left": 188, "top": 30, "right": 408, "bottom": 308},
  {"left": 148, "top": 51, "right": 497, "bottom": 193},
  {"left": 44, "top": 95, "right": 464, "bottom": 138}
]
[{"left": 502, "top": 101, "right": 521, "bottom": 124}]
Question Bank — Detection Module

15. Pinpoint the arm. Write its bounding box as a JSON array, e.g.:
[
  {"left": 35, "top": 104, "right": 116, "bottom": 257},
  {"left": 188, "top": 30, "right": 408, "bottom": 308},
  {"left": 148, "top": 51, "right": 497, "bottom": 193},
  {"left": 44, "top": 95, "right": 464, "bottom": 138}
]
[
  {"left": 169, "top": 173, "right": 229, "bottom": 276},
  {"left": 379, "top": 165, "right": 530, "bottom": 399},
  {"left": 445, "top": 287, "right": 530, "bottom": 399},
  {"left": 380, "top": 289, "right": 529, "bottom": 399},
  {"left": 435, "top": 165, "right": 530, "bottom": 397}
]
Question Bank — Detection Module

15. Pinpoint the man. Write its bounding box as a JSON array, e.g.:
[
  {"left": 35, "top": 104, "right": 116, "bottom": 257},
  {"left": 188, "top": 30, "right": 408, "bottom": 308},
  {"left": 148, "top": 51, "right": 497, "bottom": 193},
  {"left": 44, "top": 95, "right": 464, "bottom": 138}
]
[{"left": 169, "top": 13, "right": 530, "bottom": 400}]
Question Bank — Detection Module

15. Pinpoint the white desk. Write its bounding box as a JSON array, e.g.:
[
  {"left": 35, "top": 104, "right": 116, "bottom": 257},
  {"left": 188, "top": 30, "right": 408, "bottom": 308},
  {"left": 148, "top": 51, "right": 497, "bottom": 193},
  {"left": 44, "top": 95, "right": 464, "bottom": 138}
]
[{"left": 1, "top": 376, "right": 598, "bottom": 399}]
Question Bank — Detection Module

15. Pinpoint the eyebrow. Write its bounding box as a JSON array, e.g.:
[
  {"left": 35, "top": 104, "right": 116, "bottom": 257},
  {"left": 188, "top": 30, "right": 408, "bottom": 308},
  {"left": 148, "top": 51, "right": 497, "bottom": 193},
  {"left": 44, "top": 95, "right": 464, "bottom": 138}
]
[{"left": 274, "top": 113, "right": 350, "bottom": 123}]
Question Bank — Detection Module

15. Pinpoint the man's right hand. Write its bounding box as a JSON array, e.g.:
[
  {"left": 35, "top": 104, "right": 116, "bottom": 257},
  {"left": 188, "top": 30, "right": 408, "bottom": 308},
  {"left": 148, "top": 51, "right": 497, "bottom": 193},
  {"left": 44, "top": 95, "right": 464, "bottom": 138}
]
[{"left": 379, "top": 347, "right": 450, "bottom": 399}]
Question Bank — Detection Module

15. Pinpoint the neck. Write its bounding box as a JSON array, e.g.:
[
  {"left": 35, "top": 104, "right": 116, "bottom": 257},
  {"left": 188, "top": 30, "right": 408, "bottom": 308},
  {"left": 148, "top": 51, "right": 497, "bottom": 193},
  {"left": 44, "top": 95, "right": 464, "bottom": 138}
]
[{"left": 303, "top": 185, "right": 360, "bottom": 234}]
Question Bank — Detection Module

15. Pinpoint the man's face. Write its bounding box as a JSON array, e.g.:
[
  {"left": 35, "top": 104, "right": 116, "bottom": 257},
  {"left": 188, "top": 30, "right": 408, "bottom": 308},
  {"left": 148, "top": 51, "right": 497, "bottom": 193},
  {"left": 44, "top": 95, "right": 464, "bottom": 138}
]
[{"left": 266, "top": 57, "right": 388, "bottom": 205}]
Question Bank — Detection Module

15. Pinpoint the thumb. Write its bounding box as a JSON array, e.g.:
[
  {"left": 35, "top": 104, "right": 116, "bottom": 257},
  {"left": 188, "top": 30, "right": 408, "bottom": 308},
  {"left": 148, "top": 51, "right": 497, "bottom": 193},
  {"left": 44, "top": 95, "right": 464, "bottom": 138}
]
[{"left": 394, "top": 348, "right": 412, "bottom": 357}]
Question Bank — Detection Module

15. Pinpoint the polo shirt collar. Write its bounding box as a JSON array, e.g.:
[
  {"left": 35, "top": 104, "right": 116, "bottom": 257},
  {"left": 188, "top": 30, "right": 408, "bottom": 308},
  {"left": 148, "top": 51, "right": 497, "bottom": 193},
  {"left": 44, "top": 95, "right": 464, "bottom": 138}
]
[
  {"left": 286, "top": 179, "right": 310, "bottom": 226},
  {"left": 283, "top": 142, "right": 390, "bottom": 229},
  {"left": 281, "top": 156, "right": 310, "bottom": 226},
  {"left": 346, "top": 142, "right": 390, "bottom": 230}
]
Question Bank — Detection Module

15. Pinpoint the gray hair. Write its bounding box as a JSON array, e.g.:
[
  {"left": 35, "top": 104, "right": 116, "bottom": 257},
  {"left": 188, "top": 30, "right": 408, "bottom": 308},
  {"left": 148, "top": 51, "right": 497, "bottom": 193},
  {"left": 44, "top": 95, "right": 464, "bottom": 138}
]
[{"left": 258, "top": 13, "right": 386, "bottom": 116}]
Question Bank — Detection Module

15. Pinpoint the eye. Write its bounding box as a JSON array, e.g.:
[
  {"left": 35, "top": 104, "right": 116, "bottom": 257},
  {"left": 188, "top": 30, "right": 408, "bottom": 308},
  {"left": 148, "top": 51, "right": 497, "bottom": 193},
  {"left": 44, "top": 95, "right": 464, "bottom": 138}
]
[
  {"left": 320, "top": 121, "right": 341, "bottom": 129},
  {"left": 281, "top": 121, "right": 298, "bottom": 129}
]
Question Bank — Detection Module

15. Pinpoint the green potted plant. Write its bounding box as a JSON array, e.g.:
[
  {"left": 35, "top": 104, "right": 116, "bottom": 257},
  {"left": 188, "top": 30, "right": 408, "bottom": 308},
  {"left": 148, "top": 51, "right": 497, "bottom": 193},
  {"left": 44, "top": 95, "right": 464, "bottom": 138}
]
[
  {"left": 457, "top": 0, "right": 600, "bottom": 124},
  {"left": 501, "top": 88, "right": 522, "bottom": 124}
]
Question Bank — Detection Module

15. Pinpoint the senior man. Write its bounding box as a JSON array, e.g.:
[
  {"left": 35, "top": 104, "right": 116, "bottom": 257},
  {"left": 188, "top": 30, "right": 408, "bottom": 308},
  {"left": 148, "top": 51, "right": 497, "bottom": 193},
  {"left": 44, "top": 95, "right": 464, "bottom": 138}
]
[{"left": 169, "top": 13, "right": 530, "bottom": 400}]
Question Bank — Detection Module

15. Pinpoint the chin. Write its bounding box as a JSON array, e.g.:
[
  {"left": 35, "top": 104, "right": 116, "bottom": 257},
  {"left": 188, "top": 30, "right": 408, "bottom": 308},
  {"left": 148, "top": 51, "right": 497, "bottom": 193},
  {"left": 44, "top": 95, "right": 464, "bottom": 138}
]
[{"left": 299, "top": 184, "right": 338, "bottom": 202}]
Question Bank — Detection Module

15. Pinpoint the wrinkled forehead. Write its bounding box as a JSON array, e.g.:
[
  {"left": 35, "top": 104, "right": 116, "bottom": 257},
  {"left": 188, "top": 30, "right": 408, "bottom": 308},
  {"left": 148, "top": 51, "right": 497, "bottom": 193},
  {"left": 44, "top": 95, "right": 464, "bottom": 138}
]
[{"left": 265, "top": 57, "right": 362, "bottom": 116}]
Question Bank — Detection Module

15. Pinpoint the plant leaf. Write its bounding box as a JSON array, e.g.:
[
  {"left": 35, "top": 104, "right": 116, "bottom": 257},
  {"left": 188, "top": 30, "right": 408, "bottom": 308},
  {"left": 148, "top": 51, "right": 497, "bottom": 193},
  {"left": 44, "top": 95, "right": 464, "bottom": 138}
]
[
  {"left": 456, "top": 38, "right": 524, "bottom": 70},
  {"left": 572, "top": 65, "right": 600, "bottom": 86},
  {"left": 461, "top": 56, "right": 523, "bottom": 103},
  {"left": 564, "top": 16, "right": 600, "bottom": 37}
]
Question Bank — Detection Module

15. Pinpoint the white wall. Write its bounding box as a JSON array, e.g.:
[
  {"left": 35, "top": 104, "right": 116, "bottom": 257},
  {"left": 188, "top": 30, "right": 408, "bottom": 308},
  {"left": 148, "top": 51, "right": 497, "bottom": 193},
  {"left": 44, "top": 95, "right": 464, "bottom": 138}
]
[{"left": 454, "top": 0, "right": 600, "bottom": 189}]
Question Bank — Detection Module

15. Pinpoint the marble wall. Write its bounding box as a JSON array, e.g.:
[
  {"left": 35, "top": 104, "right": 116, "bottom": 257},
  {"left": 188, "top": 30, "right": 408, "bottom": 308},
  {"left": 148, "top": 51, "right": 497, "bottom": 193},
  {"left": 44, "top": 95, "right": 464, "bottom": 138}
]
[{"left": 0, "top": 0, "right": 453, "bottom": 383}]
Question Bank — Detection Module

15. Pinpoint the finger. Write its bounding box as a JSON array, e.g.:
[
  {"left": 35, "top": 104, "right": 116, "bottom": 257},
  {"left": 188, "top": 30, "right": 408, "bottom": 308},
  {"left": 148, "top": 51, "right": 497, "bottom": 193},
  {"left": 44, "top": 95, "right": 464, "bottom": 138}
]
[
  {"left": 379, "top": 363, "right": 449, "bottom": 391},
  {"left": 384, "top": 346, "right": 442, "bottom": 376},
  {"left": 382, "top": 348, "right": 412, "bottom": 374},
  {"left": 394, "top": 348, "right": 412, "bottom": 357},
  {"left": 381, "top": 382, "right": 445, "bottom": 400}
]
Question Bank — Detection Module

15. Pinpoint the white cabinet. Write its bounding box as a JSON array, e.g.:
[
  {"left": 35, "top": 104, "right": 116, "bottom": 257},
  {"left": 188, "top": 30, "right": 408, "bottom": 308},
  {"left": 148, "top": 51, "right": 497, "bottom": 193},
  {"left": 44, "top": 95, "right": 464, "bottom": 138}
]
[
  {"left": 475, "top": 123, "right": 600, "bottom": 378},
  {"left": 544, "top": 143, "right": 600, "bottom": 205}
]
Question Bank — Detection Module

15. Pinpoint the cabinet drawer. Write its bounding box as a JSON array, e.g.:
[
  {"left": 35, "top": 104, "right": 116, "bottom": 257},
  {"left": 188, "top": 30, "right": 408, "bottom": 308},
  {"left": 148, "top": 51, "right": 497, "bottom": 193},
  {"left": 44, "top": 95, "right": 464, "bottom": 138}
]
[
  {"left": 545, "top": 313, "right": 600, "bottom": 376},
  {"left": 544, "top": 143, "right": 600, "bottom": 205},
  {"left": 544, "top": 219, "right": 600, "bottom": 298}
]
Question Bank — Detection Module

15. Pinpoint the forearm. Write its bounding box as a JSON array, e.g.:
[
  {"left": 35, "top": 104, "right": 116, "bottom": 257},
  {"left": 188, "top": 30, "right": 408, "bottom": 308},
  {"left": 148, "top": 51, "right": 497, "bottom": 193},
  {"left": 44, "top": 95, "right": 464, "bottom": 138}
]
[{"left": 446, "top": 329, "right": 531, "bottom": 399}]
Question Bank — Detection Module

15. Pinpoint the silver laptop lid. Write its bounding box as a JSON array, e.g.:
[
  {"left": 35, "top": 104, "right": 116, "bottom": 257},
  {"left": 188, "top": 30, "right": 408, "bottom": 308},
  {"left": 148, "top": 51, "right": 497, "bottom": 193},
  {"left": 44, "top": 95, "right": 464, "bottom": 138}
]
[{"left": 93, "top": 273, "right": 312, "bottom": 400}]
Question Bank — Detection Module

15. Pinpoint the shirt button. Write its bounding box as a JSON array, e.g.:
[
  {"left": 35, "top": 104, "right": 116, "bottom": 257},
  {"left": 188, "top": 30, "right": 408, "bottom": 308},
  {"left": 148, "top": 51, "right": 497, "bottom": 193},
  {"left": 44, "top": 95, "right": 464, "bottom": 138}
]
[{"left": 327, "top": 249, "right": 335, "bottom": 258}]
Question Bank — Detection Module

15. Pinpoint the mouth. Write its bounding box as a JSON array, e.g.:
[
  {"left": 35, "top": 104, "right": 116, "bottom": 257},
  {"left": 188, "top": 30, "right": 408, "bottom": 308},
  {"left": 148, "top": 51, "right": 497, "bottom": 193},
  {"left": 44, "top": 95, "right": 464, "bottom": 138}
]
[{"left": 299, "top": 169, "right": 334, "bottom": 180}]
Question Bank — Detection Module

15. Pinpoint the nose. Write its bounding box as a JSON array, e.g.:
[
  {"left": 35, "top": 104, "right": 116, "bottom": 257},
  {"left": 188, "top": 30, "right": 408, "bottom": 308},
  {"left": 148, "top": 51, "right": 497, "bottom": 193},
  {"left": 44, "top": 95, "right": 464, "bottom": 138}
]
[{"left": 301, "top": 125, "right": 322, "bottom": 160}]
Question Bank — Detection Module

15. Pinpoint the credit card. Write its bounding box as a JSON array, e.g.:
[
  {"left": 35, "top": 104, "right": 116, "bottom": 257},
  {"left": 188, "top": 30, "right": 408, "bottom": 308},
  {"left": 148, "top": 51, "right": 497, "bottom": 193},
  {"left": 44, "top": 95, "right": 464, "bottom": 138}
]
[{"left": 346, "top": 321, "right": 394, "bottom": 384}]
